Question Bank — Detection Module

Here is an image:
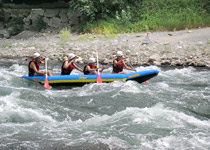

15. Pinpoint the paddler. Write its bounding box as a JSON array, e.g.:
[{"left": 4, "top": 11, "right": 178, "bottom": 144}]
[
  {"left": 83, "top": 58, "right": 106, "bottom": 75},
  {"left": 113, "top": 51, "right": 136, "bottom": 74},
  {"left": 61, "top": 53, "right": 83, "bottom": 75},
  {"left": 28, "top": 52, "right": 52, "bottom": 76}
]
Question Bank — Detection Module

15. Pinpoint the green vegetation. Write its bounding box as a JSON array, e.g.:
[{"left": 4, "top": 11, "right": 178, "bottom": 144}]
[
  {"left": 69, "top": 0, "right": 210, "bottom": 33},
  {"left": 59, "top": 27, "right": 118, "bottom": 41},
  {"left": 59, "top": 28, "right": 71, "bottom": 42}
]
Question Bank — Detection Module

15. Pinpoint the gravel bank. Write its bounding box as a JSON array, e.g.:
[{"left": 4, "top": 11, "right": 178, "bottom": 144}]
[{"left": 0, "top": 28, "right": 210, "bottom": 68}]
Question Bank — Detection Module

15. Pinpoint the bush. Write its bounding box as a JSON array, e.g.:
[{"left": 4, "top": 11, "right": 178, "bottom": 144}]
[
  {"left": 59, "top": 28, "right": 71, "bottom": 42},
  {"left": 69, "top": 0, "right": 138, "bottom": 22},
  {"left": 69, "top": 0, "right": 210, "bottom": 33}
]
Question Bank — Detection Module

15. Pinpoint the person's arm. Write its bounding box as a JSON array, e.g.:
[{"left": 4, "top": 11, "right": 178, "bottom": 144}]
[
  {"left": 114, "top": 59, "right": 123, "bottom": 67},
  {"left": 73, "top": 63, "right": 83, "bottom": 72},
  {"left": 40, "top": 60, "right": 45, "bottom": 64},
  {"left": 85, "top": 65, "right": 91, "bottom": 72},
  {"left": 99, "top": 66, "right": 106, "bottom": 73},
  {"left": 30, "top": 62, "right": 46, "bottom": 75},
  {"left": 40, "top": 57, "right": 47, "bottom": 64},
  {"left": 123, "top": 61, "right": 136, "bottom": 71},
  {"left": 62, "top": 60, "right": 69, "bottom": 69}
]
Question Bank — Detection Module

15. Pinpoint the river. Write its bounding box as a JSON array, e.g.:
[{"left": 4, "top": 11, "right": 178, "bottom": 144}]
[{"left": 0, "top": 59, "right": 209, "bottom": 150}]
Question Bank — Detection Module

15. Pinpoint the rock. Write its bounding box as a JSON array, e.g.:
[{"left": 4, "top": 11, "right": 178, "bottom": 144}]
[
  {"left": 48, "top": 17, "right": 61, "bottom": 28},
  {"left": 178, "top": 41, "right": 183, "bottom": 45},
  {"left": 72, "top": 47, "right": 82, "bottom": 51},
  {"left": 59, "top": 10, "right": 68, "bottom": 23},
  {"left": 148, "top": 54, "right": 161, "bottom": 63},
  {"left": 153, "top": 61, "right": 161, "bottom": 66},
  {"left": 12, "top": 31, "right": 39, "bottom": 40},
  {"left": 125, "top": 50, "right": 131, "bottom": 55},
  {"left": 177, "top": 46, "right": 182, "bottom": 49},
  {"left": 198, "top": 41, "right": 203, "bottom": 46},
  {"left": 161, "top": 60, "right": 171, "bottom": 65},
  {"left": 43, "top": 17, "right": 50, "bottom": 24},
  {"left": 44, "top": 9, "right": 60, "bottom": 18},
  {"left": 0, "top": 30, "right": 10, "bottom": 38},
  {"left": 172, "top": 56, "right": 179, "bottom": 60},
  {"left": 23, "top": 17, "right": 32, "bottom": 26},
  {"left": 102, "top": 58, "right": 110, "bottom": 64},
  {"left": 31, "top": 9, "right": 45, "bottom": 16}
]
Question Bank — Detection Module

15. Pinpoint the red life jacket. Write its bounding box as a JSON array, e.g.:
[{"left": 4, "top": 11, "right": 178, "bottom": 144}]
[
  {"left": 113, "top": 59, "right": 124, "bottom": 73},
  {"left": 61, "top": 61, "right": 75, "bottom": 75},
  {"left": 28, "top": 59, "right": 41, "bottom": 76},
  {"left": 83, "top": 64, "right": 96, "bottom": 75}
]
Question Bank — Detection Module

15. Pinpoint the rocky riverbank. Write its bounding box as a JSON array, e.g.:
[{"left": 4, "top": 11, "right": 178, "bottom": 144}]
[{"left": 0, "top": 28, "right": 210, "bottom": 68}]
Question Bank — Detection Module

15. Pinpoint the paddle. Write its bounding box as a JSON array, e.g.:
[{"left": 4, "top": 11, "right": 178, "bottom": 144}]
[
  {"left": 44, "top": 56, "right": 50, "bottom": 89},
  {"left": 125, "top": 59, "right": 136, "bottom": 72},
  {"left": 96, "top": 50, "right": 102, "bottom": 83}
]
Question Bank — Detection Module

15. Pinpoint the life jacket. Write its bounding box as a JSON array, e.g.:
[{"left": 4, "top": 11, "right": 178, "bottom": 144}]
[
  {"left": 113, "top": 59, "right": 124, "bottom": 73},
  {"left": 83, "top": 64, "right": 96, "bottom": 75},
  {"left": 61, "top": 61, "right": 75, "bottom": 75},
  {"left": 28, "top": 59, "right": 41, "bottom": 76}
]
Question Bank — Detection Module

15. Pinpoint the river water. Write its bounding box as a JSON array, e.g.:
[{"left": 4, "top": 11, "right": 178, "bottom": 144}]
[{"left": 0, "top": 59, "right": 209, "bottom": 150}]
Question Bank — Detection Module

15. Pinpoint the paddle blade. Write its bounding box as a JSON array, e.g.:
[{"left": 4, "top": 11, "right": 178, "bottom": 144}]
[
  {"left": 97, "top": 75, "right": 102, "bottom": 84},
  {"left": 44, "top": 77, "right": 50, "bottom": 89}
]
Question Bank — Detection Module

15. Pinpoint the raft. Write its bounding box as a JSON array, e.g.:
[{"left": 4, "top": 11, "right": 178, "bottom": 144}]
[{"left": 22, "top": 69, "right": 159, "bottom": 86}]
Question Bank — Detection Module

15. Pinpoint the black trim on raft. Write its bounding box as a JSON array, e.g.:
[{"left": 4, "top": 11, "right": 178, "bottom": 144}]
[
  {"left": 128, "top": 73, "right": 158, "bottom": 83},
  {"left": 48, "top": 82, "right": 89, "bottom": 86}
]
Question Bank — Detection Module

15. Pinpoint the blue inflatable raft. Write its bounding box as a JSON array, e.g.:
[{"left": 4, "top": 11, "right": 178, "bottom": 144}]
[{"left": 22, "top": 69, "right": 159, "bottom": 86}]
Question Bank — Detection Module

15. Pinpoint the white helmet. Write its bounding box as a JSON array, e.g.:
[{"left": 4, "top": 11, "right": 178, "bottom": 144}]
[
  {"left": 33, "top": 52, "right": 40, "bottom": 59},
  {"left": 88, "top": 58, "right": 96, "bottom": 63},
  {"left": 116, "top": 51, "right": 123, "bottom": 56},
  {"left": 68, "top": 53, "right": 76, "bottom": 60}
]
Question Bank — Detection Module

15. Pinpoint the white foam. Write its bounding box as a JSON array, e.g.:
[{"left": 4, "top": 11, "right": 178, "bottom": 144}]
[
  {"left": 120, "top": 81, "right": 141, "bottom": 93},
  {"left": 155, "top": 82, "right": 169, "bottom": 89},
  {"left": 135, "top": 65, "right": 160, "bottom": 72},
  {"left": 132, "top": 103, "right": 210, "bottom": 129},
  {"left": 0, "top": 91, "right": 56, "bottom": 124},
  {"left": 96, "top": 137, "right": 131, "bottom": 150}
]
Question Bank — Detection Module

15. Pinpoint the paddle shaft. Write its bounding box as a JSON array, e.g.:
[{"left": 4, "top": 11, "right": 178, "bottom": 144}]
[
  {"left": 75, "top": 62, "right": 83, "bottom": 69},
  {"left": 96, "top": 50, "right": 99, "bottom": 74},
  {"left": 125, "top": 59, "right": 135, "bottom": 70},
  {"left": 96, "top": 50, "right": 102, "bottom": 83},
  {"left": 44, "top": 57, "right": 50, "bottom": 89},
  {"left": 45, "top": 57, "right": 48, "bottom": 77}
]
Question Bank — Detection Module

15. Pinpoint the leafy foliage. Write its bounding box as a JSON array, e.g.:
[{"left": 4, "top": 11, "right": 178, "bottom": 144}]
[
  {"left": 59, "top": 28, "right": 71, "bottom": 42},
  {"left": 70, "top": 0, "right": 210, "bottom": 33},
  {"left": 69, "top": 0, "right": 138, "bottom": 23}
]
